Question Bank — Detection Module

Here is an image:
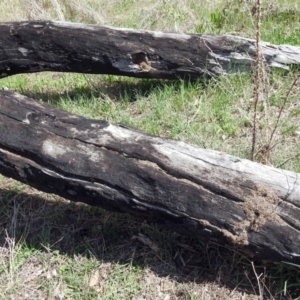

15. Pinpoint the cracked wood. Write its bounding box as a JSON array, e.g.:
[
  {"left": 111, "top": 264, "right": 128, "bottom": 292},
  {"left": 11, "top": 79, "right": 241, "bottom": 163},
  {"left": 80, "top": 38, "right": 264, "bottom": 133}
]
[
  {"left": 0, "top": 90, "right": 300, "bottom": 263},
  {"left": 0, "top": 21, "right": 300, "bottom": 79}
]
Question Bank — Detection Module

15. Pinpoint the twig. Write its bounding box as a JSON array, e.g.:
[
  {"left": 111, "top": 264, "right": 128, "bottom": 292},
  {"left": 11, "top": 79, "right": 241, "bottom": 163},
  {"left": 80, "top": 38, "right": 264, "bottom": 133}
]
[
  {"left": 251, "top": 261, "right": 264, "bottom": 299},
  {"left": 251, "top": 0, "right": 262, "bottom": 161},
  {"left": 276, "top": 153, "right": 300, "bottom": 169},
  {"left": 268, "top": 75, "right": 300, "bottom": 148}
]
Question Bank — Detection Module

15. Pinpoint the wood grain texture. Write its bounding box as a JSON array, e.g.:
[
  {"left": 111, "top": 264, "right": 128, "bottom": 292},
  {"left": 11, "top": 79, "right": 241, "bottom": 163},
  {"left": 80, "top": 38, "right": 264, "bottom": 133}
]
[
  {"left": 0, "top": 21, "right": 299, "bottom": 79},
  {"left": 0, "top": 90, "right": 300, "bottom": 263}
]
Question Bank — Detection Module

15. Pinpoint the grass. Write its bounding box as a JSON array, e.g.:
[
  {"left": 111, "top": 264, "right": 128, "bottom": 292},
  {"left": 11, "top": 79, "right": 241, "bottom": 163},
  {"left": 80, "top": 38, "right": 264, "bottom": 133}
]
[{"left": 1, "top": 0, "right": 300, "bottom": 299}]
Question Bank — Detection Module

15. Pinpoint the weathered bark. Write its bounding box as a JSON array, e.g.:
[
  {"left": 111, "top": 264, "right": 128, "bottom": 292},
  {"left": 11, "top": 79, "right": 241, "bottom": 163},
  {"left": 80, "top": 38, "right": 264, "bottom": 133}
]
[
  {"left": 0, "top": 20, "right": 300, "bottom": 79},
  {"left": 0, "top": 90, "right": 300, "bottom": 263}
]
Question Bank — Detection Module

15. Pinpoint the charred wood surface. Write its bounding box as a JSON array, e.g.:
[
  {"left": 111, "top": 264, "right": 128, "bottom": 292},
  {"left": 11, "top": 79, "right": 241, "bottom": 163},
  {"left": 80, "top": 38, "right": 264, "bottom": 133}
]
[
  {"left": 0, "top": 90, "right": 300, "bottom": 263},
  {"left": 0, "top": 21, "right": 300, "bottom": 79}
]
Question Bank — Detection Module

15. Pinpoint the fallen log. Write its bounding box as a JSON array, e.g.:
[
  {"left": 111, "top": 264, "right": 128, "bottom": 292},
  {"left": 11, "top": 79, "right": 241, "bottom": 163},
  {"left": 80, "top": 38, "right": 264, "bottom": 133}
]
[
  {"left": 0, "top": 20, "right": 300, "bottom": 79},
  {"left": 0, "top": 90, "right": 300, "bottom": 263}
]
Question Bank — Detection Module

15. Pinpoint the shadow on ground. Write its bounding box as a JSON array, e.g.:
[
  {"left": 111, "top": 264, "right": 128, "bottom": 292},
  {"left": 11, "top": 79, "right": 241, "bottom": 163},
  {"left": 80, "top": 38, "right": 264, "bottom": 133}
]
[
  {"left": 14, "top": 74, "right": 209, "bottom": 106},
  {"left": 0, "top": 184, "right": 299, "bottom": 299}
]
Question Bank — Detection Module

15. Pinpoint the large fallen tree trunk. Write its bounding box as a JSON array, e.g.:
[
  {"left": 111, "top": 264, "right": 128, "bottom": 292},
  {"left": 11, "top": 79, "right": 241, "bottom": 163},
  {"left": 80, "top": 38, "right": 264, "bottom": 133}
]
[
  {"left": 0, "top": 20, "right": 300, "bottom": 79},
  {"left": 0, "top": 90, "right": 300, "bottom": 263}
]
